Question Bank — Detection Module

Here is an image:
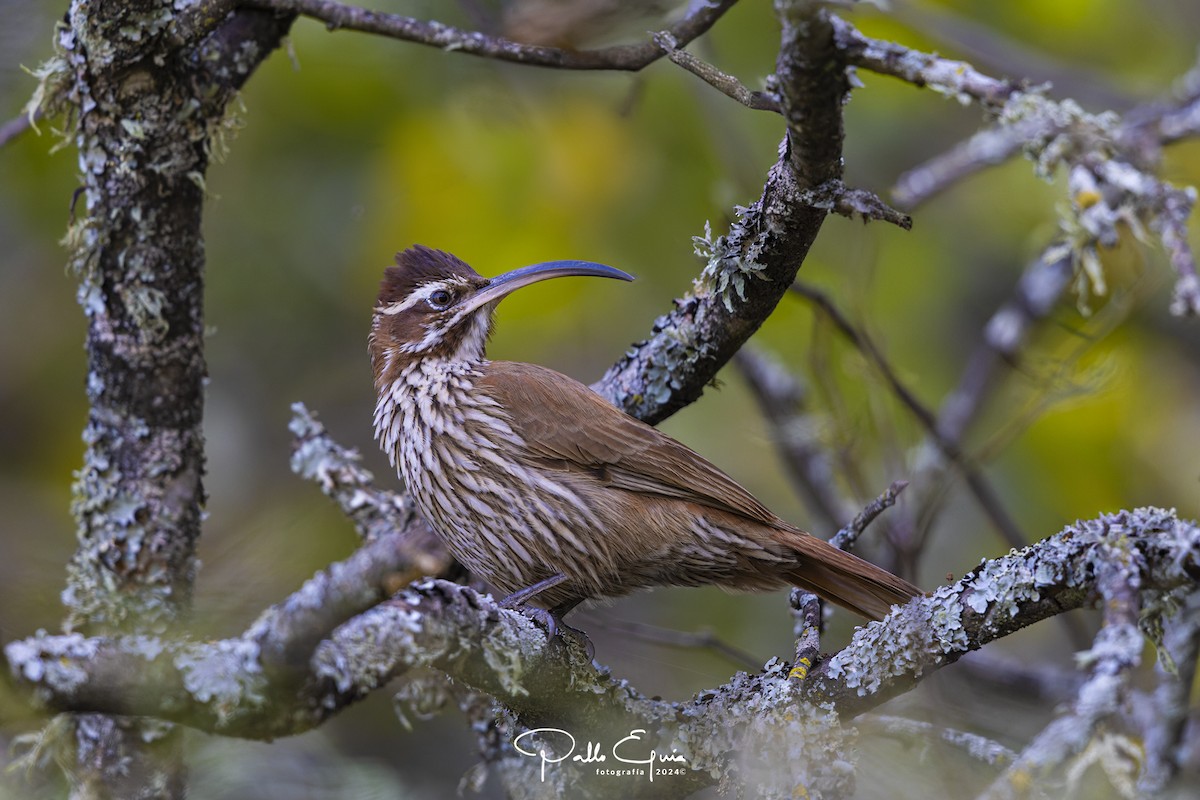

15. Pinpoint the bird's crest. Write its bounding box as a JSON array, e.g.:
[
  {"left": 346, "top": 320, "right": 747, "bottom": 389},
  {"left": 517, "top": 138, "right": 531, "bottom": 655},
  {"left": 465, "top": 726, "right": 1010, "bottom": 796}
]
[{"left": 379, "top": 246, "right": 483, "bottom": 307}]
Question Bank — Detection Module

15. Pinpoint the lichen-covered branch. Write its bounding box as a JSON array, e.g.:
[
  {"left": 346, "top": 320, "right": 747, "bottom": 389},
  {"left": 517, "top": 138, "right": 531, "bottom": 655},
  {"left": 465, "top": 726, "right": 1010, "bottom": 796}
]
[
  {"left": 595, "top": 1, "right": 850, "bottom": 425},
  {"left": 1139, "top": 591, "right": 1200, "bottom": 794},
  {"left": 254, "top": 403, "right": 457, "bottom": 672},
  {"left": 833, "top": 14, "right": 1199, "bottom": 318},
  {"left": 831, "top": 14, "right": 1024, "bottom": 109},
  {"left": 289, "top": 402, "right": 429, "bottom": 545},
  {"left": 7, "top": 508, "right": 1196, "bottom": 797},
  {"left": 241, "top": 0, "right": 737, "bottom": 71},
  {"left": 979, "top": 538, "right": 1145, "bottom": 798},
  {"left": 653, "top": 30, "right": 782, "bottom": 113},
  {"left": 801, "top": 507, "right": 1198, "bottom": 718}
]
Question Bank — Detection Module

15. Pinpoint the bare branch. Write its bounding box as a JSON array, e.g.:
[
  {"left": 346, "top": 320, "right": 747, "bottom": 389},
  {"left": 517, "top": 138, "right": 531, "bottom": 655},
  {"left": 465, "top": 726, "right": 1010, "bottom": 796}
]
[
  {"left": 895, "top": 248, "right": 1078, "bottom": 572},
  {"left": 579, "top": 615, "right": 763, "bottom": 672},
  {"left": 0, "top": 110, "right": 38, "bottom": 149},
  {"left": 861, "top": 714, "right": 1018, "bottom": 768},
  {"left": 933, "top": 249, "right": 1076, "bottom": 446},
  {"left": 734, "top": 346, "right": 853, "bottom": 531},
  {"left": 790, "top": 281, "right": 1028, "bottom": 550},
  {"left": 893, "top": 115, "right": 1057, "bottom": 209},
  {"left": 829, "top": 480, "right": 908, "bottom": 553},
  {"left": 241, "top": 0, "right": 737, "bottom": 71},
  {"left": 953, "top": 651, "right": 1084, "bottom": 706}
]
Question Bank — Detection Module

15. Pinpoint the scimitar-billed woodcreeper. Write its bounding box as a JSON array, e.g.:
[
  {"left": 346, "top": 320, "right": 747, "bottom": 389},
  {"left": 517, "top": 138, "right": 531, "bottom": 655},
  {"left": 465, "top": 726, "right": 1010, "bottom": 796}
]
[{"left": 370, "top": 246, "right": 922, "bottom": 647}]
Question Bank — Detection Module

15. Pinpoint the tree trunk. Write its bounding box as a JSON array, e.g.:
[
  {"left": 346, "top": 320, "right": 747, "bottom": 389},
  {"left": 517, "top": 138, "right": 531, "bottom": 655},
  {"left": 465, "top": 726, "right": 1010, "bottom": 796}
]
[{"left": 54, "top": 3, "right": 291, "bottom": 795}]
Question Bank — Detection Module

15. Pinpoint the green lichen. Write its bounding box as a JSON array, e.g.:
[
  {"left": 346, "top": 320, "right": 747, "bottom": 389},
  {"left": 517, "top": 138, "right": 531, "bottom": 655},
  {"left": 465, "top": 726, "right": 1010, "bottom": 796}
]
[
  {"left": 22, "top": 51, "right": 74, "bottom": 139},
  {"left": 481, "top": 615, "right": 536, "bottom": 699},
  {"left": 120, "top": 282, "right": 170, "bottom": 342},
  {"left": 205, "top": 91, "right": 247, "bottom": 164},
  {"left": 7, "top": 715, "right": 75, "bottom": 780}
]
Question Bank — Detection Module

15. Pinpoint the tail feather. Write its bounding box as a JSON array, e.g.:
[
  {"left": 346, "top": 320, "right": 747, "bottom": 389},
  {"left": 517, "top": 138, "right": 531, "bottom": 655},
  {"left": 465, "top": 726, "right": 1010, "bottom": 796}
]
[{"left": 780, "top": 530, "right": 922, "bottom": 621}]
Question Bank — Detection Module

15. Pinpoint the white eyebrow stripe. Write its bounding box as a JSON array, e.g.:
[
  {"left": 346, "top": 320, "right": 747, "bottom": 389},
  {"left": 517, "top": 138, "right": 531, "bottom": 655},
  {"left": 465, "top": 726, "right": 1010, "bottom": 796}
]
[
  {"left": 377, "top": 286, "right": 434, "bottom": 316},
  {"left": 376, "top": 280, "right": 469, "bottom": 316}
]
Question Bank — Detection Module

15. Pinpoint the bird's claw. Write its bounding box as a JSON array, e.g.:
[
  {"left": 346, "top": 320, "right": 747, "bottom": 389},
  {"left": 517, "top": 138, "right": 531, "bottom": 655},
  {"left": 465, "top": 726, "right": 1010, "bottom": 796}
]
[{"left": 516, "top": 605, "right": 595, "bottom": 660}]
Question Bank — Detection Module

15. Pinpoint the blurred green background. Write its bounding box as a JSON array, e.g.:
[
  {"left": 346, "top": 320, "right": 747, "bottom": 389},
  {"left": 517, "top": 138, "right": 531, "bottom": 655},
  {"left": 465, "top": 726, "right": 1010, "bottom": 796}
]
[{"left": 2, "top": 0, "right": 1199, "bottom": 797}]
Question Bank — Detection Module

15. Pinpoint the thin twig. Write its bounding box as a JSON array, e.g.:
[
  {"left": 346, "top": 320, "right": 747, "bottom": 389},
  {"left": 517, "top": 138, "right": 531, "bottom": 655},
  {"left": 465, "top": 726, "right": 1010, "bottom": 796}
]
[
  {"left": 887, "top": 1, "right": 1132, "bottom": 111},
  {"left": 953, "top": 651, "right": 1084, "bottom": 705},
  {"left": 834, "top": 13, "right": 1200, "bottom": 319},
  {"left": 933, "top": 250, "right": 1075, "bottom": 446},
  {"left": 0, "top": 110, "right": 38, "bottom": 149},
  {"left": 829, "top": 480, "right": 908, "bottom": 552},
  {"left": 653, "top": 31, "right": 781, "bottom": 112},
  {"left": 893, "top": 115, "right": 1059, "bottom": 209},
  {"left": 830, "top": 184, "right": 912, "bottom": 229},
  {"left": 789, "top": 588, "right": 822, "bottom": 681},
  {"left": 790, "top": 282, "right": 1028, "bottom": 551},
  {"left": 579, "top": 614, "right": 762, "bottom": 673},
  {"left": 733, "top": 347, "right": 853, "bottom": 531},
  {"left": 861, "top": 714, "right": 1019, "bottom": 768},
  {"left": 243, "top": 0, "right": 738, "bottom": 71}
]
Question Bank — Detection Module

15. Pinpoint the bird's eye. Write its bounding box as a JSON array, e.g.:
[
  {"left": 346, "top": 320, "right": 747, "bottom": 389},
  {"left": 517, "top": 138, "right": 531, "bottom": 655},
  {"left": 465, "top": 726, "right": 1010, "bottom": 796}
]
[{"left": 428, "top": 289, "right": 454, "bottom": 310}]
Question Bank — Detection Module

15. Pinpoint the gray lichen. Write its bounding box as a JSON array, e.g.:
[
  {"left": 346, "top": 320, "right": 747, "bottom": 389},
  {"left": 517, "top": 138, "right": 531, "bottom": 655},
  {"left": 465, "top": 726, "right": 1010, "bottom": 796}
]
[
  {"left": 5, "top": 632, "right": 98, "bottom": 702},
  {"left": 675, "top": 660, "right": 856, "bottom": 799},
  {"left": 174, "top": 640, "right": 267, "bottom": 724},
  {"left": 692, "top": 203, "right": 772, "bottom": 313}
]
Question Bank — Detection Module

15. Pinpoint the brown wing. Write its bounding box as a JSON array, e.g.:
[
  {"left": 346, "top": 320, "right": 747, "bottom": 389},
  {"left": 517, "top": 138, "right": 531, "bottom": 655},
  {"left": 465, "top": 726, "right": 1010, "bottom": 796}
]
[{"left": 478, "top": 361, "right": 788, "bottom": 529}]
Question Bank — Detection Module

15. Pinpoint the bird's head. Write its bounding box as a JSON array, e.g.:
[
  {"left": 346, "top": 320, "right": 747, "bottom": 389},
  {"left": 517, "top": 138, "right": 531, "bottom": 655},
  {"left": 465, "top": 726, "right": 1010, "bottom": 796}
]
[{"left": 370, "top": 245, "right": 633, "bottom": 387}]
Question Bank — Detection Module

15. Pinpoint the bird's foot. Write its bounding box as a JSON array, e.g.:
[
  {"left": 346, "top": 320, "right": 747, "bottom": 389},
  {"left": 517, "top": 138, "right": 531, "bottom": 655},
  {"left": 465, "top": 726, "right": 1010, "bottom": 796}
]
[
  {"left": 497, "top": 578, "right": 593, "bottom": 658},
  {"left": 514, "top": 605, "right": 594, "bottom": 661}
]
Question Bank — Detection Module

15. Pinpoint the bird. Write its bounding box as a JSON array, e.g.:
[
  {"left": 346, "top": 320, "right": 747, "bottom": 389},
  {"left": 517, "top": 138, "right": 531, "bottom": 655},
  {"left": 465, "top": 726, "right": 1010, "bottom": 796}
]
[{"left": 370, "top": 245, "right": 922, "bottom": 643}]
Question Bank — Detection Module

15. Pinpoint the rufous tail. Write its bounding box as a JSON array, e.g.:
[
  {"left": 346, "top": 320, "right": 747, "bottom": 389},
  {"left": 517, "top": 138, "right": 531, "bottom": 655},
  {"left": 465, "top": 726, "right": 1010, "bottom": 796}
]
[{"left": 780, "top": 530, "right": 922, "bottom": 621}]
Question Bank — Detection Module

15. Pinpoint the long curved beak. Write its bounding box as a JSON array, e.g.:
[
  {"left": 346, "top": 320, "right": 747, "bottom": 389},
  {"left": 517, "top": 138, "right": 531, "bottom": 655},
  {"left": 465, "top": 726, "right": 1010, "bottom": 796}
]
[{"left": 461, "top": 260, "right": 635, "bottom": 315}]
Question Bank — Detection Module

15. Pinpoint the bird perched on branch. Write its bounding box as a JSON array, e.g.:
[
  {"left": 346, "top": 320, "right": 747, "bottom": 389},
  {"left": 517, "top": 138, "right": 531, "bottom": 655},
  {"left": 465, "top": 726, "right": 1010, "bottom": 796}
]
[{"left": 370, "top": 246, "right": 921, "bottom": 642}]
